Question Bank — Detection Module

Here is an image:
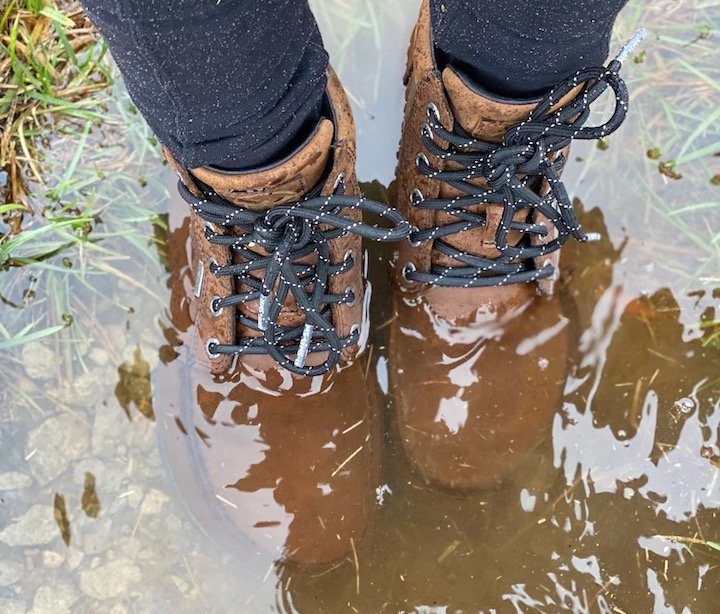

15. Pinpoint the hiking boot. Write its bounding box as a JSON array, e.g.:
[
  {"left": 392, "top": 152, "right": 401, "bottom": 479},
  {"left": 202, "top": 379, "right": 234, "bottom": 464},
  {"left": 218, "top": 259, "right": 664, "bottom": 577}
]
[
  {"left": 389, "top": 0, "right": 640, "bottom": 489},
  {"left": 155, "top": 67, "right": 408, "bottom": 565}
]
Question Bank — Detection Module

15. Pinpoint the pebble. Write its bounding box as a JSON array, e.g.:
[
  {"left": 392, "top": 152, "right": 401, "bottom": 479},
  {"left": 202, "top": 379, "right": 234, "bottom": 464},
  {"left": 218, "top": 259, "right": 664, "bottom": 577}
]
[
  {"left": 0, "top": 505, "right": 58, "bottom": 547},
  {"left": 42, "top": 550, "right": 65, "bottom": 568},
  {"left": 21, "top": 342, "right": 56, "bottom": 380},
  {"left": 30, "top": 583, "right": 79, "bottom": 614},
  {"left": 0, "top": 560, "right": 24, "bottom": 586},
  {"left": 89, "top": 348, "right": 110, "bottom": 366},
  {"left": 139, "top": 489, "right": 169, "bottom": 516},
  {"left": 66, "top": 549, "right": 85, "bottom": 571},
  {"left": 0, "top": 471, "right": 33, "bottom": 490},
  {"left": 91, "top": 400, "right": 129, "bottom": 456},
  {"left": 79, "top": 557, "right": 141, "bottom": 600},
  {"left": 25, "top": 413, "right": 89, "bottom": 485},
  {"left": 0, "top": 600, "right": 27, "bottom": 614},
  {"left": 63, "top": 370, "right": 106, "bottom": 407},
  {"left": 74, "top": 517, "right": 114, "bottom": 555}
]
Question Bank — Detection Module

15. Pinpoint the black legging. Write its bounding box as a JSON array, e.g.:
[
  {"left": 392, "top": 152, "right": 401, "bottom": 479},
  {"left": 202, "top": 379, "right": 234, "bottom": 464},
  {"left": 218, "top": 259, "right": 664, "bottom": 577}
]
[{"left": 79, "top": 0, "right": 628, "bottom": 171}]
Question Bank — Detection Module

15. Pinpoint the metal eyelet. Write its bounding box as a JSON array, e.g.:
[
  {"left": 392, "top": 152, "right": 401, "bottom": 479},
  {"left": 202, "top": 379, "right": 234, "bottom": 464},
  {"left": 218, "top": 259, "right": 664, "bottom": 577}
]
[
  {"left": 408, "top": 226, "right": 422, "bottom": 248},
  {"left": 402, "top": 262, "right": 417, "bottom": 281},
  {"left": 409, "top": 188, "right": 424, "bottom": 205},
  {"left": 209, "top": 258, "right": 220, "bottom": 274},
  {"left": 349, "top": 324, "right": 360, "bottom": 337},
  {"left": 332, "top": 172, "right": 346, "bottom": 193},
  {"left": 426, "top": 102, "right": 441, "bottom": 122},
  {"left": 415, "top": 153, "right": 429, "bottom": 169},
  {"left": 210, "top": 295, "right": 224, "bottom": 317},
  {"left": 420, "top": 122, "right": 434, "bottom": 141},
  {"left": 204, "top": 221, "right": 215, "bottom": 235},
  {"left": 205, "top": 338, "right": 220, "bottom": 359},
  {"left": 344, "top": 249, "right": 354, "bottom": 265},
  {"left": 345, "top": 286, "right": 356, "bottom": 307}
]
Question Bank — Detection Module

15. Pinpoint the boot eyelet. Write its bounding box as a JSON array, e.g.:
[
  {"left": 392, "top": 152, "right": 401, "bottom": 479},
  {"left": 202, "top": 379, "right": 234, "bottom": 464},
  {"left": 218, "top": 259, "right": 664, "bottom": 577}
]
[
  {"left": 345, "top": 286, "right": 356, "bottom": 307},
  {"left": 205, "top": 338, "right": 220, "bottom": 359},
  {"left": 402, "top": 262, "right": 417, "bottom": 280},
  {"left": 204, "top": 221, "right": 216, "bottom": 235},
  {"left": 415, "top": 153, "right": 429, "bottom": 169},
  {"left": 209, "top": 258, "right": 220, "bottom": 274},
  {"left": 349, "top": 324, "right": 360, "bottom": 337},
  {"left": 420, "top": 122, "right": 434, "bottom": 141},
  {"left": 409, "top": 188, "right": 424, "bottom": 205},
  {"left": 408, "top": 227, "right": 422, "bottom": 248},
  {"left": 344, "top": 249, "right": 354, "bottom": 265},
  {"left": 426, "top": 102, "right": 441, "bottom": 122},
  {"left": 332, "top": 173, "right": 346, "bottom": 193},
  {"left": 210, "top": 295, "right": 224, "bottom": 317}
]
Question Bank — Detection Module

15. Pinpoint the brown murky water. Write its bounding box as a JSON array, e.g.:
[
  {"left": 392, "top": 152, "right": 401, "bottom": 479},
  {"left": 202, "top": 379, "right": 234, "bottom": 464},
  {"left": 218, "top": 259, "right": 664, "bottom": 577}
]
[{"left": 1, "top": 0, "right": 719, "bottom": 612}]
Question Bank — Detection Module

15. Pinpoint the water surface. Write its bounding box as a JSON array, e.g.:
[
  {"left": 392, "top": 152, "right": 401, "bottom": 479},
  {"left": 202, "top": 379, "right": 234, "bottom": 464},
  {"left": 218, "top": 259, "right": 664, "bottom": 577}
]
[{"left": 1, "top": 0, "right": 719, "bottom": 612}]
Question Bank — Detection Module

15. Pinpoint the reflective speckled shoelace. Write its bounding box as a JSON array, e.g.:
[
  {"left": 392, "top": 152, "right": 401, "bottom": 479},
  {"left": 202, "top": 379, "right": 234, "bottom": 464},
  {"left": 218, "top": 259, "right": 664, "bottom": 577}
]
[
  {"left": 179, "top": 175, "right": 411, "bottom": 376},
  {"left": 404, "top": 30, "right": 646, "bottom": 288}
]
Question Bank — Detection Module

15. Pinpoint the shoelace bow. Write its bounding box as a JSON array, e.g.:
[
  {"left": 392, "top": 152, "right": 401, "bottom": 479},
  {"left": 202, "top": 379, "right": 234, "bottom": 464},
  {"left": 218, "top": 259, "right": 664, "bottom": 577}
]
[
  {"left": 179, "top": 175, "right": 411, "bottom": 376},
  {"left": 405, "top": 30, "right": 646, "bottom": 288}
]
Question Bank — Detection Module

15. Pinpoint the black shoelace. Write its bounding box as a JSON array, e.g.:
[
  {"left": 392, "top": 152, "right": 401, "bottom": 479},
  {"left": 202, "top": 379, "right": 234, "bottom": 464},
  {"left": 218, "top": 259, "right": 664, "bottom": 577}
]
[
  {"left": 179, "top": 174, "right": 411, "bottom": 376},
  {"left": 404, "top": 30, "right": 646, "bottom": 288}
]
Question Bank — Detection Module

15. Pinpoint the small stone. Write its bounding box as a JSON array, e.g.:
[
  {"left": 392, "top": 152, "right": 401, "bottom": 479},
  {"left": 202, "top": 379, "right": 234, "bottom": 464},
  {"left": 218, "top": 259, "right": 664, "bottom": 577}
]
[
  {"left": 25, "top": 414, "right": 89, "bottom": 485},
  {"left": 66, "top": 549, "right": 85, "bottom": 571},
  {"left": 42, "top": 550, "right": 65, "bottom": 568},
  {"left": 91, "top": 400, "right": 129, "bottom": 456},
  {"left": 74, "top": 517, "right": 113, "bottom": 555},
  {"left": 139, "top": 489, "right": 168, "bottom": 515},
  {"left": 0, "top": 505, "right": 58, "bottom": 547},
  {"left": 21, "top": 342, "right": 55, "bottom": 380},
  {"left": 0, "top": 600, "right": 27, "bottom": 614},
  {"left": 89, "top": 348, "right": 110, "bottom": 366},
  {"left": 80, "top": 557, "right": 141, "bottom": 600},
  {"left": 30, "top": 583, "right": 79, "bottom": 614},
  {"left": 0, "top": 471, "right": 32, "bottom": 490},
  {"left": 68, "top": 370, "right": 105, "bottom": 407},
  {"left": 0, "top": 560, "right": 24, "bottom": 586}
]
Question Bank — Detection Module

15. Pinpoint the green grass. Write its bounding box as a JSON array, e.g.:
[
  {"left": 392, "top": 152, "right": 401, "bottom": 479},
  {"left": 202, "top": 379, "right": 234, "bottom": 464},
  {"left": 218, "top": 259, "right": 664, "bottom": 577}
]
[
  {"left": 0, "top": 0, "right": 111, "bottom": 205},
  {"left": 0, "top": 1, "right": 168, "bottom": 362}
]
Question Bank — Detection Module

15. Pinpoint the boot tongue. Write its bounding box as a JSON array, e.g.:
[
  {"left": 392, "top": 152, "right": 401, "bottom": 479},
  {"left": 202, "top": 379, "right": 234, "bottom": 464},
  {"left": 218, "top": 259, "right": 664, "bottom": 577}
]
[
  {"left": 189, "top": 119, "right": 334, "bottom": 211},
  {"left": 441, "top": 67, "right": 538, "bottom": 143}
]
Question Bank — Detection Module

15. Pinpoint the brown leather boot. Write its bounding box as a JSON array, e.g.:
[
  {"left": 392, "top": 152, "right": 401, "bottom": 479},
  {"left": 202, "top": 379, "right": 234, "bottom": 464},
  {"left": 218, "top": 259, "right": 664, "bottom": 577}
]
[
  {"left": 389, "top": 0, "right": 639, "bottom": 490},
  {"left": 155, "top": 68, "right": 408, "bottom": 565}
]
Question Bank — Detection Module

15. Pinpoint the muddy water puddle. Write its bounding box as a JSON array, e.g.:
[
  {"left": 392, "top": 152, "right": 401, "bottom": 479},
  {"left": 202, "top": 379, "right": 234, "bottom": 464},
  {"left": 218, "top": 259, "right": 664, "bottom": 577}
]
[{"left": 1, "top": 0, "right": 719, "bottom": 612}]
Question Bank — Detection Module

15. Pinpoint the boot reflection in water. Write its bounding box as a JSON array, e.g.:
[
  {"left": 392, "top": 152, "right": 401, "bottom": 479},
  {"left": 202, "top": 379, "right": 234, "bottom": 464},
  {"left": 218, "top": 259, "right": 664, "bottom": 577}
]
[
  {"left": 389, "top": 0, "right": 640, "bottom": 490},
  {"left": 156, "top": 230, "right": 381, "bottom": 566}
]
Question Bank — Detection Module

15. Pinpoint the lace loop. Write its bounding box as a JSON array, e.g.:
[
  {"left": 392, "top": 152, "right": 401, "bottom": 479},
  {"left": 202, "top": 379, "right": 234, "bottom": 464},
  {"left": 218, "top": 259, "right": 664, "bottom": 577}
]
[
  {"left": 179, "top": 177, "right": 411, "bottom": 376},
  {"left": 406, "top": 46, "right": 638, "bottom": 289}
]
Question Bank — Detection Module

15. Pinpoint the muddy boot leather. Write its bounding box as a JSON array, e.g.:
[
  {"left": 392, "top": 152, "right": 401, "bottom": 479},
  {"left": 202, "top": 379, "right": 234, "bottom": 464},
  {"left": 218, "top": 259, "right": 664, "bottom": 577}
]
[
  {"left": 389, "top": 0, "right": 632, "bottom": 490},
  {"left": 155, "top": 68, "right": 397, "bottom": 565}
]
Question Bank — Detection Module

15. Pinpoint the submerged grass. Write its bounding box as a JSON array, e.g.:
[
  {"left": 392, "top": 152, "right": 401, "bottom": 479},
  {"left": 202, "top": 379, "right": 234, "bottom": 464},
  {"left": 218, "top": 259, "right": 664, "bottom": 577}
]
[
  {"left": 0, "top": 1, "right": 168, "bottom": 359},
  {"left": 1, "top": 0, "right": 111, "bottom": 206}
]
